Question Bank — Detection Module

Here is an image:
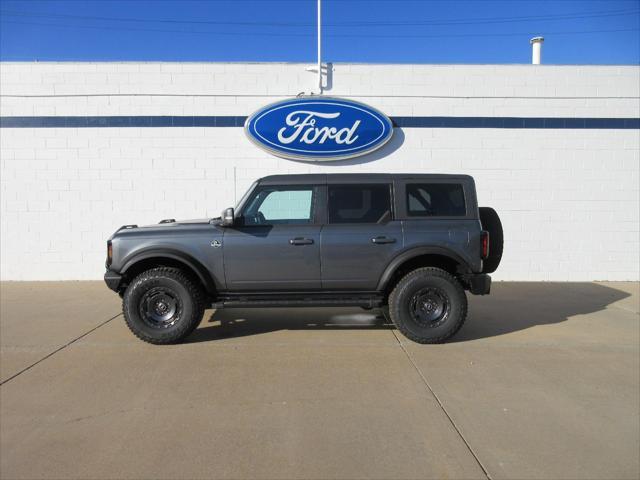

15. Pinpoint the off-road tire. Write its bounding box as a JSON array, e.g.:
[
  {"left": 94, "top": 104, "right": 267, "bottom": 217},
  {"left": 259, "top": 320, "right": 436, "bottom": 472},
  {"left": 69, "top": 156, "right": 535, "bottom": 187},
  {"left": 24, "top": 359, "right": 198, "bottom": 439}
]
[
  {"left": 123, "top": 267, "right": 205, "bottom": 345},
  {"left": 389, "top": 267, "right": 467, "bottom": 344},
  {"left": 479, "top": 206, "right": 503, "bottom": 274}
]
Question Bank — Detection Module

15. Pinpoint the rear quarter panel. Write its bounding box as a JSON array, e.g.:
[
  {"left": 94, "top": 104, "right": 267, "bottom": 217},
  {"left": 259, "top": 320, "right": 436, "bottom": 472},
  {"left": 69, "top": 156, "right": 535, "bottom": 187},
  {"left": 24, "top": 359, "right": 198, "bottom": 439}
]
[
  {"left": 393, "top": 176, "right": 483, "bottom": 273},
  {"left": 402, "top": 218, "right": 483, "bottom": 272}
]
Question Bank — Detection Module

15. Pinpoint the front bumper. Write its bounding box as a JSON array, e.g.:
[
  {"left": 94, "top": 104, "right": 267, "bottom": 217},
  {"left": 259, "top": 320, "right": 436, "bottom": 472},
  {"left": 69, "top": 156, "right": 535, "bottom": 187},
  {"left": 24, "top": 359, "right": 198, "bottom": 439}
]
[
  {"left": 464, "top": 273, "right": 491, "bottom": 295},
  {"left": 104, "top": 270, "right": 123, "bottom": 292}
]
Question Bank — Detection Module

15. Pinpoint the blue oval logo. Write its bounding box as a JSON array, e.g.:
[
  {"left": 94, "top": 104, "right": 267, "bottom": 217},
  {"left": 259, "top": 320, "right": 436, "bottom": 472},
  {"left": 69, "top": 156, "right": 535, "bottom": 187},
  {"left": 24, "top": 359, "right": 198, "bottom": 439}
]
[{"left": 245, "top": 97, "right": 393, "bottom": 161}]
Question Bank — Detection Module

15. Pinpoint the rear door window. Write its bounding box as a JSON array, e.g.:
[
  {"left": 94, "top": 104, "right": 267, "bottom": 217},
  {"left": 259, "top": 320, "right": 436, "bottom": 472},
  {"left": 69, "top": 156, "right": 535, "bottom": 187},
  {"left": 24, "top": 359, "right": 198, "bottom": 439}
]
[
  {"left": 328, "top": 184, "right": 392, "bottom": 224},
  {"left": 406, "top": 183, "right": 466, "bottom": 217}
]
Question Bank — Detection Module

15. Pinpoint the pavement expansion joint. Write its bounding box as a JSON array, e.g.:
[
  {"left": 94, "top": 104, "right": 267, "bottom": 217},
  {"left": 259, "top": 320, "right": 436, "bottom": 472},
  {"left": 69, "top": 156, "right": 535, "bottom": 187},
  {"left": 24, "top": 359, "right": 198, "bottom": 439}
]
[
  {"left": 391, "top": 329, "right": 492, "bottom": 480},
  {"left": 0, "top": 313, "right": 122, "bottom": 387}
]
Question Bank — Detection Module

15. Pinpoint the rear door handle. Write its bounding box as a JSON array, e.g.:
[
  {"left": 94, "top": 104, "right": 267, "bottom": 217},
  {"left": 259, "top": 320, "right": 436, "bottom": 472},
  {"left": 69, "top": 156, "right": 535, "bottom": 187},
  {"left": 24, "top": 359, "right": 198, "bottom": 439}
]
[
  {"left": 371, "top": 236, "right": 396, "bottom": 244},
  {"left": 289, "top": 237, "right": 314, "bottom": 246}
]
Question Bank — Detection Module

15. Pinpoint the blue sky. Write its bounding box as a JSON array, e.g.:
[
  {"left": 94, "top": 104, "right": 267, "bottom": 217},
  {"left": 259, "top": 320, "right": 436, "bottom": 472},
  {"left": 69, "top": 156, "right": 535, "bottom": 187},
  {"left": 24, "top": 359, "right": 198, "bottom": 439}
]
[{"left": 1, "top": 0, "right": 638, "bottom": 64}]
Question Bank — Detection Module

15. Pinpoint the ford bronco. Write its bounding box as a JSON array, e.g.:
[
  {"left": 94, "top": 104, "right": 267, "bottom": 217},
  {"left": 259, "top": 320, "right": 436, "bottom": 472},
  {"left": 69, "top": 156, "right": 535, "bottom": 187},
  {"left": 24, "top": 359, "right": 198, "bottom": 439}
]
[{"left": 104, "top": 174, "right": 503, "bottom": 344}]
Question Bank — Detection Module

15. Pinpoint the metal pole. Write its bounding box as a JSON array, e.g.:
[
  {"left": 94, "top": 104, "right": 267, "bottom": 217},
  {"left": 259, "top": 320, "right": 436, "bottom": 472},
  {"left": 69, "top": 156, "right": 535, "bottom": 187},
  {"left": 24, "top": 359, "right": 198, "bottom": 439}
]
[{"left": 317, "top": 0, "right": 322, "bottom": 93}]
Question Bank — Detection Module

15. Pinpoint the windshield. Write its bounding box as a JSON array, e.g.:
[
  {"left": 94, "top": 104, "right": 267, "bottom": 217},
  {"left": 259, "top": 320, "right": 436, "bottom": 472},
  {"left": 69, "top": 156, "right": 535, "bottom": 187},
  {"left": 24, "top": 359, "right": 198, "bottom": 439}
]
[{"left": 235, "top": 180, "right": 258, "bottom": 211}]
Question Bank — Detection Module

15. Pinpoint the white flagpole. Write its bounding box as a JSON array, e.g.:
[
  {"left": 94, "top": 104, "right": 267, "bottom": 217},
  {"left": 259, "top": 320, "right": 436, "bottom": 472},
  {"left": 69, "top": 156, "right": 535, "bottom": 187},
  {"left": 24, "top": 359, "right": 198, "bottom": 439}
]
[{"left": 317, "top": 0, "right": 322, "bottom": 93}]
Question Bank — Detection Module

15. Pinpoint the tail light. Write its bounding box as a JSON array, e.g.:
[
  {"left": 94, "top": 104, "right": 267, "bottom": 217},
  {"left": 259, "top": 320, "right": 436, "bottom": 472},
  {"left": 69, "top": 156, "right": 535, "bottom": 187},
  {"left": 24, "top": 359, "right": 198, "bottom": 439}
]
[
  {"left": 106, "top": 241, "right": 113, "bottom": 267},
  {"left": 481, "top": 231, "right": 490, "bottom": 259}
]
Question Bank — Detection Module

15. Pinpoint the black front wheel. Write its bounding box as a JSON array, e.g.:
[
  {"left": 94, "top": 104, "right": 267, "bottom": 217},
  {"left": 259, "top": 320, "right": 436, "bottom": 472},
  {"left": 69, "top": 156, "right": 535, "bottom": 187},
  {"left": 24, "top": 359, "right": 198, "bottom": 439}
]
[
  {"left": 123, "top": 267, "right": 205, "bottom": 344},
  {"left": 389, "top": 267, "right": 467, "bottom": 344}
]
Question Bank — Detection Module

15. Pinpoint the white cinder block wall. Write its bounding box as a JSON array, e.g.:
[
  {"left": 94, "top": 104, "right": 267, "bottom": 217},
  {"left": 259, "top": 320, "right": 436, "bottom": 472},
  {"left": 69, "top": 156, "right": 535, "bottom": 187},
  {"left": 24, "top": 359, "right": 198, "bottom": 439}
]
[{"left": 1, "top": 62, "right": 638, "bottom": 281}]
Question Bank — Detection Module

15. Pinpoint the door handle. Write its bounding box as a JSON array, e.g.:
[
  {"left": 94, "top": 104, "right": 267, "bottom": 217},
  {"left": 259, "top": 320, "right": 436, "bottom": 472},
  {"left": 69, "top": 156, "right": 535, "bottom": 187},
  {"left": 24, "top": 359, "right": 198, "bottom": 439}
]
[
  {"left": 289, "top": 237, "right": 314, "bottom": 246},
  {"left": 371, "top": 236, "right": 396, "bottom": 244}
]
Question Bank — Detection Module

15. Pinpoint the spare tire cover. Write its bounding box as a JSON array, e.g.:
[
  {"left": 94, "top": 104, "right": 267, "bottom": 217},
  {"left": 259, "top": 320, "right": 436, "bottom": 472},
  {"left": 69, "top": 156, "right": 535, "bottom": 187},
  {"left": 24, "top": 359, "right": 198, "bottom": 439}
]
[{"left": 479, "top": 207, "right": 503, "bottom": 274}]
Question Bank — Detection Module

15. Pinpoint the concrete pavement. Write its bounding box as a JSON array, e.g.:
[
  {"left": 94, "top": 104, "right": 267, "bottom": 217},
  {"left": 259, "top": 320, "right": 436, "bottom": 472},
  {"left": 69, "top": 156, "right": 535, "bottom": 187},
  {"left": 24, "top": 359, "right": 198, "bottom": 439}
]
[{"left": 1, "top": 281, "right": 638, "bottom": 479}]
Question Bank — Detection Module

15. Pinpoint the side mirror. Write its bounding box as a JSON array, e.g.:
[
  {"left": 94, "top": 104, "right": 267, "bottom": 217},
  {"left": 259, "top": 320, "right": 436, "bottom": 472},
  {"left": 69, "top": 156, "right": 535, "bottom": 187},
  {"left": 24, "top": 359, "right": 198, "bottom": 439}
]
[{"left": 221, "top": 207, "right": 235, "bottom": 227}]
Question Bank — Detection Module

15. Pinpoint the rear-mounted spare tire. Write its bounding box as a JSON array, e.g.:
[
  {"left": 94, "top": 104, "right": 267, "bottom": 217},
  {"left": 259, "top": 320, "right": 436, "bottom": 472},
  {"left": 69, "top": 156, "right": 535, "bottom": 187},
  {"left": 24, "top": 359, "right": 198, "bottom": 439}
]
[{"left": 479, "top": 207, "right": 503, "bottom": 273}]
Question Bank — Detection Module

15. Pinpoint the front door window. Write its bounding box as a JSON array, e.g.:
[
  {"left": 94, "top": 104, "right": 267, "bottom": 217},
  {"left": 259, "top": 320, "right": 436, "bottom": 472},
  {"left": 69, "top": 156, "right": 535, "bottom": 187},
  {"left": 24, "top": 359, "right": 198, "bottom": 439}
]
[{"left": 242, "top": 186, "right": 315, "bottom": 225}]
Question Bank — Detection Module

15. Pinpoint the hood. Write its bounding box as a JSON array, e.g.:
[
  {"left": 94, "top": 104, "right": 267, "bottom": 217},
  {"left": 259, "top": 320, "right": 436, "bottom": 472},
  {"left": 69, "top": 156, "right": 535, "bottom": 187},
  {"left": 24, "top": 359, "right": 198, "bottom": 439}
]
[
  {"left": 152, "top": 218, "right": 212, "bottom": 226},
  {"left": 109, "top": 217, "right": 221, "bottom": 240}
]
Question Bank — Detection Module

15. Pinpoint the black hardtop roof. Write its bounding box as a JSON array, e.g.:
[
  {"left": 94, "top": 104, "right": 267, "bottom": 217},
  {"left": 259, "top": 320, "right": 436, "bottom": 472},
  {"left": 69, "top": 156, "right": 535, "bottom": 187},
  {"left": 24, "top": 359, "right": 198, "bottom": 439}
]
[{"left": 258, "top": 173, "right": 473, "bottom": 185}]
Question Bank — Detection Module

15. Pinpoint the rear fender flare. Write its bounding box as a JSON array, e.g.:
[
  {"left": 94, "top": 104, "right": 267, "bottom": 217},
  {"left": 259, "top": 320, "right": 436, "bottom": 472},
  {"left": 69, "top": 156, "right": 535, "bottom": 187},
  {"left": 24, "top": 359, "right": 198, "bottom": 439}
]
[{"left": 376, "top": 247, "right": 471, "bottom": 291}]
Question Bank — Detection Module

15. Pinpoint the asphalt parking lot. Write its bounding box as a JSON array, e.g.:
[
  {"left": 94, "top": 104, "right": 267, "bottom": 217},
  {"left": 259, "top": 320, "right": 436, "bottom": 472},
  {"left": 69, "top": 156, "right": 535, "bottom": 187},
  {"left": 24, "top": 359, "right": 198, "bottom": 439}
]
[{"left": 0, "top": 281, "right": 638, "bottom": 480}]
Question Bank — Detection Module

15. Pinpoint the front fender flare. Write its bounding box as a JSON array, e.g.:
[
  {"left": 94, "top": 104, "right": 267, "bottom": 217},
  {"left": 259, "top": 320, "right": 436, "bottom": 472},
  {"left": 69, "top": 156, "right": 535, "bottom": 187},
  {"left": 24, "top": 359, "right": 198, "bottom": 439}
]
[{"left": 120, "top": 248, "right": 217, "bottom": 295}]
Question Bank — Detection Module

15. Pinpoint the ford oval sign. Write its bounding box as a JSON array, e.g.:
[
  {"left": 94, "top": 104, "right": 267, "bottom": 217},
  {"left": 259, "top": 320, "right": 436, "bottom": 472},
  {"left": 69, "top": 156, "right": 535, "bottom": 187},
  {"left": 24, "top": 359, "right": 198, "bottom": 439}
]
[{"left": 245, "top": 97, "right": 393, "bottom": 161}]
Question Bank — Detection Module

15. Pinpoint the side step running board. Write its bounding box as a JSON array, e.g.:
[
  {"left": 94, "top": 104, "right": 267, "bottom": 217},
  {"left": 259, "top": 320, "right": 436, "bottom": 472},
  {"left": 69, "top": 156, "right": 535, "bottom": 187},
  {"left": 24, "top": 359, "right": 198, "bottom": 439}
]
[{"left": 211, "top": 295, "right": 384, "bottom": 309}]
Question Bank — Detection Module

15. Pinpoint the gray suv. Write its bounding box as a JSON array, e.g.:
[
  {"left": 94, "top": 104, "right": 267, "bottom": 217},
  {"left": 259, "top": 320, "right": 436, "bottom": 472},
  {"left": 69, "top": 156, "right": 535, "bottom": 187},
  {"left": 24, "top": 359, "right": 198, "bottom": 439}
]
[{"left": 104, "top": 174, "right": 503, "bottom": 344}]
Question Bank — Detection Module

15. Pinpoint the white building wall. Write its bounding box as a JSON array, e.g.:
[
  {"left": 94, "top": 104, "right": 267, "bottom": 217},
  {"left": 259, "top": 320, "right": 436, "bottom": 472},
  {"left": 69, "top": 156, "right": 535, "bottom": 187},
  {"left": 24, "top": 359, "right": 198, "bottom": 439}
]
[{"left": 1, "top": 62, "right": 639, "bottom": 281}]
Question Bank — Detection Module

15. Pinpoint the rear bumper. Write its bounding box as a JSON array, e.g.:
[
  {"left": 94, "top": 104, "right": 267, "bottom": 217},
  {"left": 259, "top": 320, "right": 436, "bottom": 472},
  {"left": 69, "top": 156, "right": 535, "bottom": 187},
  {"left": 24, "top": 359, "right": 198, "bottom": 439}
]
[
  {"left": 104, "top": 270, "right": 123, "bottom": 292},
  {"left": 464, "top": 273, "right": 491, "bottom": 295}
]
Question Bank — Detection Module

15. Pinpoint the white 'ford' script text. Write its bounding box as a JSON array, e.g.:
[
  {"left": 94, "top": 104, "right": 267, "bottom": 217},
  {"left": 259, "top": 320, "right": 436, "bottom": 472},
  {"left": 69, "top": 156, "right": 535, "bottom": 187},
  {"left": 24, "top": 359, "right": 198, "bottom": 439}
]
[{"left": 277, "top": 111, "right": 361, "bottom": 145}]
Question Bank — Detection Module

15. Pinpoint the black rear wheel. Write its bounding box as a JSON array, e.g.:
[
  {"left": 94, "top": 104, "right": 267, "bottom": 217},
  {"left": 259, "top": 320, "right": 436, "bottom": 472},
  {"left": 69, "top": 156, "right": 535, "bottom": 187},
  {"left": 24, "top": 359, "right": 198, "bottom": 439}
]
[
  {"left": 408, "top": 287, "right": 450, "bottom": 327},
  {"left": 389, "top": 267, "right": 467, "bottom": 344},
  {"left": 123, "top": 267, "right": 205, "bottom": 344}
]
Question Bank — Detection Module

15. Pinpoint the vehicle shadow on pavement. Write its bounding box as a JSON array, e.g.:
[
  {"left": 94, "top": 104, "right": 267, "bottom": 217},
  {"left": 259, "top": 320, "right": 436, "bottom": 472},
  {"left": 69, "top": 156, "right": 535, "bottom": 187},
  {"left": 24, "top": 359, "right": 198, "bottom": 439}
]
[
  {"left": 186, "top": 282, "right": 631, "bottom": 343},
  {"left": 187, "top": 308, "right": 392, "bottom": 343},
  {"left": 451, "top": 282, "right": 632, "bottom": 342}
]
